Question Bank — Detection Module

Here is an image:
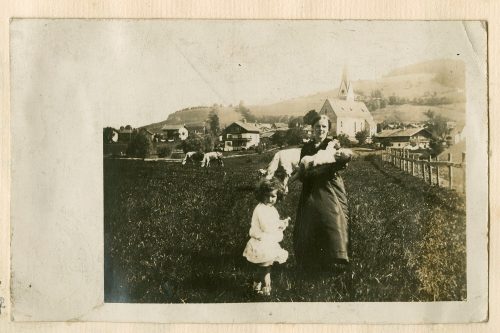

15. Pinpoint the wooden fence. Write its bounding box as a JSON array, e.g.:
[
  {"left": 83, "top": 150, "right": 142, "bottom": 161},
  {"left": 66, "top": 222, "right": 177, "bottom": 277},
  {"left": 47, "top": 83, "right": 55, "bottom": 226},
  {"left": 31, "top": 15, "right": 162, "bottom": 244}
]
[{"left": 381, "top": 148, "right": 466, "bottom": 193}]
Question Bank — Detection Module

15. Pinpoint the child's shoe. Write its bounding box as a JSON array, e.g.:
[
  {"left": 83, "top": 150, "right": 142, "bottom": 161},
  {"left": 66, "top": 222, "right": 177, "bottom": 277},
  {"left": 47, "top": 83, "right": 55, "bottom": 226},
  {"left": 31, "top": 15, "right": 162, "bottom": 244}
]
[
  {"left": 252, "top": 282, "right": 262, "bottom": 292},
  {"left": 258, "top": 286, "right": 271, "bottom": 296}
]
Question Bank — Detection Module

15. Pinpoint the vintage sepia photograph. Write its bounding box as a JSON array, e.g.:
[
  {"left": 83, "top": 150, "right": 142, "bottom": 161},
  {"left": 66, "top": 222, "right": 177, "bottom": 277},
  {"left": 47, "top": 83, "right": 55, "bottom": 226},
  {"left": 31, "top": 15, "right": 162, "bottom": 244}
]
[
  {"left": 101, "top": 20, "right": 473, "bottom": 303},
  {"left": 8, "top": 18, "right": 488, "bottom": 323}
]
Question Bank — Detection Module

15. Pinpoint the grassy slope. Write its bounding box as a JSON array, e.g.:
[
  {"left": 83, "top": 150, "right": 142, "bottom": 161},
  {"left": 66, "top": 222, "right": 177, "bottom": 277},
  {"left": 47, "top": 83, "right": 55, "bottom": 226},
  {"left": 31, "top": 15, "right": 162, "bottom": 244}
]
[{"left": 104, "top": 152, "right": 465, "bottom": 303}]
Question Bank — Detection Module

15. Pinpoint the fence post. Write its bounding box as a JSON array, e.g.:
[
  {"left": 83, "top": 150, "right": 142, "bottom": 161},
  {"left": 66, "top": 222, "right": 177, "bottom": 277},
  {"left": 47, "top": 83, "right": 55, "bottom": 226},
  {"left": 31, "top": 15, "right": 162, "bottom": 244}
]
[
  {"left": 448, "top": 153, "right": 453, "bottom": 190},
  {"left": 411, "top": 154, "right": 415, "bottom": 176},
  {"left": 436, "top": 161, "right": 440, "bottom": 187},
  {"left": 402, "top": 150, "right": 405, "bottom": 172},
  {"left": 462, "top": 152, "right": 466, "bottom": 194},
  {"left": 405, "top": 150, "right": 408, "bottom": 172},
  {"left": 428, "top": 156, "right": 433, "bottom": 185}
]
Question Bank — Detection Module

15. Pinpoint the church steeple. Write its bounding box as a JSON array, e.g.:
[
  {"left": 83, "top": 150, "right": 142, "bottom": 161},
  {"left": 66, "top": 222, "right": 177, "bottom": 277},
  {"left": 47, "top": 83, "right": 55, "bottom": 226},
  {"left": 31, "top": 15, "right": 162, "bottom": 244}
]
[{"left": 338, "top": 66, "right": 354, "bottom": 101}]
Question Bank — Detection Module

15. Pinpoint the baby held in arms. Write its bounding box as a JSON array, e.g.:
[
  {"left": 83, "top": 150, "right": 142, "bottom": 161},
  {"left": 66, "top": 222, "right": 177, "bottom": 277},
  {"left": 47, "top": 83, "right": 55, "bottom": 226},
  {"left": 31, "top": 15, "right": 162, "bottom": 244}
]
[{"left": 294, "top": 139, "right": 354, "bottom": 180}]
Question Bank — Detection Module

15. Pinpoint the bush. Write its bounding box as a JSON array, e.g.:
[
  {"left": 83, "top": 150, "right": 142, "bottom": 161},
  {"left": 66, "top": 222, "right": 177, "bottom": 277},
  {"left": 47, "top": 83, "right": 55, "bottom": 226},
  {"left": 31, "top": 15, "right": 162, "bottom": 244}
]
[
  {"left": 179, "top": 138, "right": 203, "bottom": 153},
  {"left": 157, "top": 146, "right": 172, "bottom": 158},
  {"left": 335, "top": 133, "right": 353, "bottom": 147},
  {"left": 355, "top": 129, "right": 370, "bottom": 145},
  {"left": 285, "top": 128, "right": 307, "bottom": 146},
  {"left": 126, "top": 133, "right": 152, "bottom": 158}
]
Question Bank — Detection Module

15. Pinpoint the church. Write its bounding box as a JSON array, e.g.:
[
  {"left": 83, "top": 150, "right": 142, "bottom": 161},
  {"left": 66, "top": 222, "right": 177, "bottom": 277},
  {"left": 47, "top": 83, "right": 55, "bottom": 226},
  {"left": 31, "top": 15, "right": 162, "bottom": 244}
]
[{"left": 318, "top": 70, "right": 377, "bottom": 141}]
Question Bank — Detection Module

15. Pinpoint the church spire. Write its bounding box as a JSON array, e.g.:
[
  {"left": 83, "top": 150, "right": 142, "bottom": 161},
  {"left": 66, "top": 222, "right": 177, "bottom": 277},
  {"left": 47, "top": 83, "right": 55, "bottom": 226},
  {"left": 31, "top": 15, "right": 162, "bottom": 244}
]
[{"left": 338, "top": 66, "right": 354, "bottom": 101}]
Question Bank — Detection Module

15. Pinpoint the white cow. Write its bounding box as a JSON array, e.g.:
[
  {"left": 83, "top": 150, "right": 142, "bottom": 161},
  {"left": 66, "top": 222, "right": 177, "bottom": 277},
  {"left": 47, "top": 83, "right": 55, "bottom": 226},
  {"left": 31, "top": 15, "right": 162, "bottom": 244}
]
[
  {"left": 201, "top": 152, "right": 224, "bottom": 167},
  {"left": 259, "top": 148, "right": 301, "bottom": 193}
]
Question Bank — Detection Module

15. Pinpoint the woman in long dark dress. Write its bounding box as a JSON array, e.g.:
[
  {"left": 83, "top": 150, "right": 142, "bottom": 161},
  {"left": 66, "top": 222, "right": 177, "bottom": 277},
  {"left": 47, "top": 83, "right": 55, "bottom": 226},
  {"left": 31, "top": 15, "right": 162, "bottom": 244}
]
[{"left": 293, "top": 114, "right": 349, "bottom": 270}]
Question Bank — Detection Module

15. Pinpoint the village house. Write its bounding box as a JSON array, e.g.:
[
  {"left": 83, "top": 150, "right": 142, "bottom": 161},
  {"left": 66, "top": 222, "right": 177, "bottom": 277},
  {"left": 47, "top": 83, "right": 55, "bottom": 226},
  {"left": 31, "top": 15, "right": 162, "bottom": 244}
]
[
  {"left": 160, "top": 124, "right": 187, "bottom": 141},
  {"left": 317, "top": 71, "right": 377, "bottom": 141},
  {"left": 222, "top": 120, "right": 260, "bottom": 151},
  {"left": 446, "top": 124, "right": 466, "bottom": 145},
  {"left": 272, "top": 122, "right": 289, "bottom": 130},
  {"left": 254, "top": 122, "right": 273, "bottom": 132},
  {"left": 185, "top": 122, "right": 206, "bottom": 136},
  {"left": 374, "top": 127, "right": 433, "bottom": 149}
]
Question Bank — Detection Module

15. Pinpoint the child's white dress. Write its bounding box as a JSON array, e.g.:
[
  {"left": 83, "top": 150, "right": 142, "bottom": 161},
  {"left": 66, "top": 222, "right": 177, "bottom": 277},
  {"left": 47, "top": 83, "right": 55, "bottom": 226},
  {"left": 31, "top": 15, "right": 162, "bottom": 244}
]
[{"left": 243, "top": 203, "right": 288, "bottom": 264}]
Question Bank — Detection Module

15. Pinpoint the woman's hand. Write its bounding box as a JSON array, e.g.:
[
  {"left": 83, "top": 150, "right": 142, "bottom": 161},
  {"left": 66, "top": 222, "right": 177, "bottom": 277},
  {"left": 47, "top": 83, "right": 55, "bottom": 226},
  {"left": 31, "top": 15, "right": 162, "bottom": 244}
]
[{"left": 280, "top": 217, "right": 291, "bottom": 229}]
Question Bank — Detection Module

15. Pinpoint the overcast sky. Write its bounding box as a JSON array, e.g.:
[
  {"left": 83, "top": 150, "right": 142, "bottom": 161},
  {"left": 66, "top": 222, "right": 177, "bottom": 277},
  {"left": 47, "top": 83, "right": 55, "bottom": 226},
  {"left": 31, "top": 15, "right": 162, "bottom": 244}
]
[{"left": 11, "top": 20, "right": 485, "bottom": 128}]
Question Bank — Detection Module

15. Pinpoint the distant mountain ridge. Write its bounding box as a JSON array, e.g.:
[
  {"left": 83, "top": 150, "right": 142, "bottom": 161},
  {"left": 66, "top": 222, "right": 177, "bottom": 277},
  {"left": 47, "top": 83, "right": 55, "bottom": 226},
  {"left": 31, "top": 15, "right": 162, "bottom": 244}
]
[{"left": 140, "top": 59, "right": 465, "bottom": 130}]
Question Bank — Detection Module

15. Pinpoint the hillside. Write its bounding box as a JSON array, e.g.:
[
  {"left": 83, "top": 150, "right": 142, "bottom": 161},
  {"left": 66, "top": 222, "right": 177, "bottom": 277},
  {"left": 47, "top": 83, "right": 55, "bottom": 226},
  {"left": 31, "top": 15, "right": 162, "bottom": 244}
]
[
  {"left": 143, "top": 59, "right": 465, "bottom": 128},
  {"left": 140, "top": 105, "right": 243, "bottom": 131}
]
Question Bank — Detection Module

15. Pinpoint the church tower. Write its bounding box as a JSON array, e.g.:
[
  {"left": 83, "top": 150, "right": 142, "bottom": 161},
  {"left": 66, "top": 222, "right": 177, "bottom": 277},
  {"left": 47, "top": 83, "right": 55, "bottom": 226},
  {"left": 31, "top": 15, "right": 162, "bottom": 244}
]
[{"left": 338, "top": 66, "right": 354, "bottom": 101}]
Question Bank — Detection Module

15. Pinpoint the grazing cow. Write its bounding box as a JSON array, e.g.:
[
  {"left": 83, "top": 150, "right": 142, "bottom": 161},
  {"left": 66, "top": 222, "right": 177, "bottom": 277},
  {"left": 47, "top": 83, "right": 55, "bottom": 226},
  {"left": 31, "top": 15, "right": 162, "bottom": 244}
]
[
  {"left": 201, "top": 151, "right": 224, "bottom": 167},
  {"left": 258, "top": 148, "right": 301, "bottom": 193},
  {"left": 182, "top": 151, "right": 200, "bottom": 165}
]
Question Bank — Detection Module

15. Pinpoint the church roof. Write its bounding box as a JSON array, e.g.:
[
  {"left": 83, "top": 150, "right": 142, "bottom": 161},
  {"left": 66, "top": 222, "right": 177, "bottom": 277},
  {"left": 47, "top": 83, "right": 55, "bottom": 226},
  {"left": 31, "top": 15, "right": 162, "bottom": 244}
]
[{"left": 324, "top": 98, "right": 372, "bottom": 119}]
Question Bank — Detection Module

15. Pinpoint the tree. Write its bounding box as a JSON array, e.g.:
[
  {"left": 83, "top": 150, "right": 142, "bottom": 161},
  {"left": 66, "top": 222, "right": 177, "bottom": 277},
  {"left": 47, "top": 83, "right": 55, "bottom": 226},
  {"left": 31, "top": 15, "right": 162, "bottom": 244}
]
[
  {"left": 429, "top": 138, "right": 445, "bottom": 157},
  {"left": 424, "top": 110, "right": 449, "bottom": 140},
  {"left": 103, "top": 127, "right": 115, "bottom": 144},
  {"left": 208, "top": 109, "right": 220, "bottom": 136},
  {"left": 285, "top": 128, "right": 306, "bottom": 146},
  {"left": 288, "top": 116, "right": 303, "bottom": 129},
  {"left": 203, "top": 134, "right": 215, "bottom": 152},
  {"left": 235, "top": 101, "right": 256, "bottom": 122},
  {"left": 126, "top": 132, "right": 151, "bottom": 158},
  {"left": 355, "top": 129, "right": 370, "bottom": 145},
  {"left": 303, "top": 110, "right": 320, "bottom": 125}
]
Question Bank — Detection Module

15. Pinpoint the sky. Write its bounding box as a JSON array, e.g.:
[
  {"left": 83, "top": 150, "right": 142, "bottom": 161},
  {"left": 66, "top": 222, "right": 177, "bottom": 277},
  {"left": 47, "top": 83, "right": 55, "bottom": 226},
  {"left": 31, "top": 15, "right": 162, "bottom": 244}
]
[{"left": 11, "top": 20, "right": 485, "bottom": 128}]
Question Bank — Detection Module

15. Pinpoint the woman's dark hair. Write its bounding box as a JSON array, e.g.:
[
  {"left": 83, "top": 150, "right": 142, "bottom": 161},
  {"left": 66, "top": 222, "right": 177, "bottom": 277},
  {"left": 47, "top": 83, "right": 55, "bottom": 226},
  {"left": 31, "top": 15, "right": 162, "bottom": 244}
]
[
  {"left": 254, "top": 178, "right": 285, "bottom": 203},
  {"left": 312, "top": 114, "right": 332, "bottom": 131}
]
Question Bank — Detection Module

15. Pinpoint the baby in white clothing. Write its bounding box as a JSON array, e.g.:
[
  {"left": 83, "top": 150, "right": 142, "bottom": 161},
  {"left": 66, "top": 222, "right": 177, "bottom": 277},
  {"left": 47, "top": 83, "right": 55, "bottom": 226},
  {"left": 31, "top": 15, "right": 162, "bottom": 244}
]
[{"left": 291, "top": 139, "right": 353, "bottom": 182}]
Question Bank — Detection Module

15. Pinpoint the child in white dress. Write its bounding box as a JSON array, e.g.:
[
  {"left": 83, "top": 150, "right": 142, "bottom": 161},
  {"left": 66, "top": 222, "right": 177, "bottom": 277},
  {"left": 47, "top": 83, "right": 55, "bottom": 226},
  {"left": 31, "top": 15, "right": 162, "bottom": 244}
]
[{"left": 243, "top": 178, "right": 290, "bottom": 296}]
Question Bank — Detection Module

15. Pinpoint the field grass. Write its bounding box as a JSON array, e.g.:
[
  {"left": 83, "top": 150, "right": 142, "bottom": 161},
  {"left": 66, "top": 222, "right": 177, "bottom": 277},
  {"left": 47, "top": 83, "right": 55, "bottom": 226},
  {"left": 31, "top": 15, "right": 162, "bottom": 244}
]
[{"left": 104, "top": 151, "right": 466, "bottom": 303}]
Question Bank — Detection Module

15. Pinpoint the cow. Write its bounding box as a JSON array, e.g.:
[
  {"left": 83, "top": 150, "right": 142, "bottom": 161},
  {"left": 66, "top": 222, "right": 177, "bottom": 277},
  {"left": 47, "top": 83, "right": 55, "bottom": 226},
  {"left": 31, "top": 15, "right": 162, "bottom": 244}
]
[
  {"left": 182, "top": 151, "right": 202, "bottom": 165},
  {"left": 258, "top": 148, "right": 301, "bottom": 193},
  {"left": 201, "top": 151, "right": 224, "bottom": 167}
]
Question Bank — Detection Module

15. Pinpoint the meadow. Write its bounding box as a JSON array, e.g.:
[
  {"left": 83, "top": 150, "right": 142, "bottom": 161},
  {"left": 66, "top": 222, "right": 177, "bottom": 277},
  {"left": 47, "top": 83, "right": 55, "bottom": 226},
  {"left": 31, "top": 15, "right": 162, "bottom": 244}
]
[{"left": 104, "top": 151, "right": 466, "bottom": 303}]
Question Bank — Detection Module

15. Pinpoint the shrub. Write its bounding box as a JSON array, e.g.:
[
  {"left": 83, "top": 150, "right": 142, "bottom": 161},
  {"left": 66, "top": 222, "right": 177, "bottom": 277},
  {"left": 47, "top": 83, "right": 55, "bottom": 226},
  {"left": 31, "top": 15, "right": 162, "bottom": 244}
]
[
  {"left": 336, "top": 133, "right": 352, "bottom": 147},
  {"left": 355, "top": 129, "right": 370, "bottom": 145},
  {"left": 157, "top": 146, "right": 172, "bottom": 158}
]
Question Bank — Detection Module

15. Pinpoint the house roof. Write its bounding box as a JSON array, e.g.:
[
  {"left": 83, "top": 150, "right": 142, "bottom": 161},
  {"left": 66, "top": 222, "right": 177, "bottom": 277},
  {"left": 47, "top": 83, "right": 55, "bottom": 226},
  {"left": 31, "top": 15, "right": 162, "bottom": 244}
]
[
  {"left": 161, "top": 124, "right": 184, "bottom": 131},
  {"left": 376, "top": 127, "right": 432, "bottom": 138},
  {"left": 324, "top": 98, "right": 372, "bottom": 119},
  {"left": 140, "top": 128, "right": 154, "bottom": 135},
  {"left": 273, "top": 122, "right": 288, "bottom": 128},
  {"left": 255, "top": 123, "right": 272, "bottom": 130},
  {"left": 231, "top": 121, "right": 261, "bottom": 133},
  {"left": 260, "top": 131, "right": 277, "bottom": 139}
]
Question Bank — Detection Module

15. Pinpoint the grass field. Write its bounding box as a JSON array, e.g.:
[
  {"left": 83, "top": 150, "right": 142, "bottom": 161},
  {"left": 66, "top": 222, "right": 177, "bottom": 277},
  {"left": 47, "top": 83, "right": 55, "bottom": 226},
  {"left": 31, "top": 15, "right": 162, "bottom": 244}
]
[{"left": 104, "top": 151, "right": 466, "bottom": 303}]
